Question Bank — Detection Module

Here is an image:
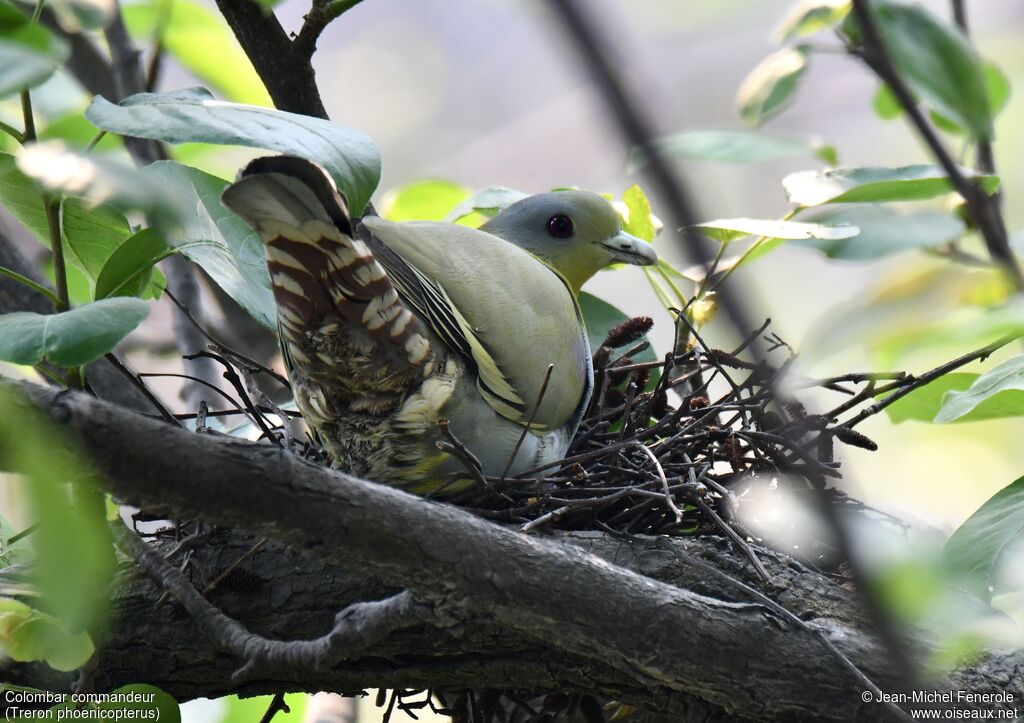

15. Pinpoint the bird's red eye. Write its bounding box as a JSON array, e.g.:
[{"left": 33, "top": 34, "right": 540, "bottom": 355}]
[{"left": 546, "top": 214, "right": 574, "bottom": 239}]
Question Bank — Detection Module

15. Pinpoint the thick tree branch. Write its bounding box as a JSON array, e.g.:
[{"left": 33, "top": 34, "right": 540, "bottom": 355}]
[
  {"left": 213, "top": 0, "right": 327, "bottom": 117},
  {"left": 4, "top": 382, "right": 1023, "bottom": 720}
]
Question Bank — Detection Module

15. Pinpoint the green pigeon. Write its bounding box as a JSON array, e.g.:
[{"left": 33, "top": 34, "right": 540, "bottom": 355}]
[{"left": 221, "top": 156, "right": 657, "bottom": 493}]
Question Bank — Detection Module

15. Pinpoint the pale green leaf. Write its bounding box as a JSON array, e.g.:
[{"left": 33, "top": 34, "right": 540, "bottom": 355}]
[
  {"left": 736, "top": 45, "right": 810, "bottom": 127},
  {"left": 0, "top": 1, "right": 70, "bottom": 99},
  {"left": 16, "top": 141, "right": 182, "bottom": 228},
  {"left": 935, "top": 355, "right": 1024, "bottom": 424},
  {"left": 0, "top": 297, "right": 149, "bottom": 366},
  {"left": 945, "top": 476, "right": 1024, "bottom": 600},
  {"left": 884, "top": 372, "right": 1024, "bottom": 424},
  {"left": 143, "top": 161, "right": 275, "bottom": 328},
  {"left": 60, "top": 197, "right": 132, "bottom": 292},
  {"left": 85, "top": 88, "right": 380, "bottom": 214},
  {"left": 0, "top": 597, "right": 94, "bottom": 671},
  {"left": 633, "top": 129, "right": 837, "bottom": 166},
  {"left": 773, "top": 0, "right": 850, "bottom": 42},
  {"left": 690, "top": 217, "right": 858, "bottom": 244},
  {"left": 444, "top": 185, "right": 528, "bottom": 222},
  {"left": 782, "top": 165, "right": 999, "bottom": 206},
  {"left": 796, "top": 206, "right": 965, "bottom": 259}
]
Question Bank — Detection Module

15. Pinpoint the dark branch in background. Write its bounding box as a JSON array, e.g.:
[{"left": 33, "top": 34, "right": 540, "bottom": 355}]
[
  {"left": 17, "top": 381, "right": 1018, "bottom": 722},
  {"left": 543, "top": 0, "right": 926, "bottom": 692},
  {"left": 214, "top": 0, "right": 328, "bottom": 118},
  {"left": 850, "top": 0, "right": 1023, "bottom": 290},
  {"left": 36, "top": 8, "right": 118, "bottom": 100},
  {"left": 949, "top": 2, "right": 999, "bottom": 187}
]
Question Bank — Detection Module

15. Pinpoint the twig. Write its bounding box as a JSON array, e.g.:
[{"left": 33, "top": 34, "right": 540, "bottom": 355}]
[
  {"left": 294, "top": 0, "right": 367, "bottom": 59},
  {"left": 501, "top": 364, "right": 554, "bottom": 480},
  {"left": 258, "top": 693, "right": 290, "bottom": 723},
  {"left": 635, "top": 442, "right": 681, "bottom": 523},
  {"left": 849, "top": 0, "right": 1022, "bottom": 290}
]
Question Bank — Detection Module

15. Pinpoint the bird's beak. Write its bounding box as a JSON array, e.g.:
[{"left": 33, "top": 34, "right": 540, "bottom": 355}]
[{"left": 599, "top": 231, "right": 658, "bottom": 266}]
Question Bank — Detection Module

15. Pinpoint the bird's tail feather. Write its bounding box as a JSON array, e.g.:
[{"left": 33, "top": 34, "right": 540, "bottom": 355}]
[{"left": 221, "top": 155, "right": 433, "bottom": 377}]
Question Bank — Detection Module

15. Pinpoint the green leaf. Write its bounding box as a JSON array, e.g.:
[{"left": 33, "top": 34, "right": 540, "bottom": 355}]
[
  {"left": 736, "top": 45, "right": 810, "bottom": 127},
  {"left": 690, "top": 217, "right": 858, "bottom": 244},
  {"left": 944, "top": 476, "right": 1024, "bottom": 600},
  {"left": 444, "top": 185, "right": 528, "bottom": 222},
  {"left": 100, "top": 685, "right": 180, "bottom": 723},
  {"left": 884, "top": 372, "right": 1024, "bottom": 424},
  {"left": 122, "top": 0, "right": 270, "bottom": 106},
  {"left": 60, "top": 196, "right": 132, "bottom": 292},
  {"left": 773, "top": 0, "right": 850, "bottom": 42},
  {"left": 0, "top": 151, "right": 48, "bottom": 241},
  {"left": 143, "top": 161, "right": 276, "bottom": 328},
  {"left": 796, "top": 206, "right": 965, "bottom": 259},
  {"left": 380, "top": 179, "right": 470, "bottom": 222},
  {"left": 579, "top": 291, "right": 658, "bottom": 370},
  {"left": 620, "top": 185, "right": 656, "bottom": 243},
  {"left": 873, "top": 83, "right": 902, "bottom": 120},
  {"left": 94, "top": 228, "right": 171, "bottom": 299},
  {"left": 867, "top": 0, "right": 993, "bottom": 141},
  {"left": 0, "top": 515, "right": 30, "bottom": 566},
  {"left": 16, "top": 141, "right": 182, "bottom": 228},
  {"left": 928, "top": 63, "right": 1012, "bottom": 136},
  {"left": 0, "top": 297, "right": 149, "bottom": 366},
  {"left": 85, "top": 88, "right": 380, "bottom": 214},
  {"left": 935, "top": 355, "right": 1024, "bottom": 424},
  {"left": 633, "top": 129, "right": 837, "bottom": 166},
  {"left": 0, "top": 385, "right": 115, "bottom": 651},
  {"left": 782, "top": 165, "right": 999, "bottom": 206},
  {"left": 0, "top": 0, "right": 70, "bottom": 99},
  {"left": 0, "top": 597, "right": 94, "bottom": 671}
]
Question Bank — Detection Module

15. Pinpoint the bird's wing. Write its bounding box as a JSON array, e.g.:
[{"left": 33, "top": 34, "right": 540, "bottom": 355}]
[
  {"left": 221, "top": 156, "right": 434, "bottom": 409},
  {"left": 360, "top": 216, "right": 590, "bottom": 431}
]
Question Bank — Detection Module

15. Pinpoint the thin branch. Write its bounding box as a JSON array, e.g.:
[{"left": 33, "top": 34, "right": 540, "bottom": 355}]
[
  {"left": 294, "top": 0, "right": 367, "bottom": 60},
  {"left": 849, "top": 0, "right": 1022, "bottom": 290}
]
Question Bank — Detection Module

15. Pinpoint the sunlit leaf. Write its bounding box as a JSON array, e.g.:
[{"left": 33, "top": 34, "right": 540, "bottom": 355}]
[
  {"left": 934, "top": 355, "right": 1024, "bottom": 424},
  {"left": 0, "top": 151, "right": 48, "bottom": 241},
  {"left": 94, "top": 228, "right": 171, "bottom": 299},
  {"left": 884, "top": 373, "right": 1024, "bottom": 424},
  {"left": 444, "top": 185, "right": 528, "bottom": 222},
  {"left": 143, "top": 161, "right": 275, "bottom": 328},
  {"left": 945, "top": 476, "right": 1024, "bottom": 600},
  {"left": 620, "top": 185, "right": 656, "bottom": 243},
  {"left": 632, "top": 129, "right": 836, "bottom": 166},
  {"left": 872, "top": 82, "right": 902, "bottom": 120},
  {"left": 0, "top": 0, "right": 70, "bottom": 99},
  {"left": 86, "top": 88, "right": 380, "bottom": 214},
  {"left": 773, "top": 0, "right": 850, "bottom": 42},
  {"left": 219, "top": 694, "right": 307, "bottom": 723},
  {"left": 796, "top": 206, "right": 965, "bottom": 259},
  {"left": 380, "top": 179, "right": 470, "bottom": 222},
  {"left": 0, "top": 297, "right": 149, "bottom": 366},
  {"left": 782, "top": 165, "right": 999, "bottom": 206},
  {"left": 736, "top": 45, "right": 810, "bottom": 127},
  {"left": 690, "top": 217, "right": 858, "bottom": 244},
  {"left": 866, "top": 0, "right": 992, "bottom": 141},
  {"left": 16, "top": 141, "right": 182, "bottom": 228},
  {"left": 122, "top": 0, "right": 270, "bottom": 106},
  {"left": 0, "top": 597, "right": 94, "bottom": 671}
]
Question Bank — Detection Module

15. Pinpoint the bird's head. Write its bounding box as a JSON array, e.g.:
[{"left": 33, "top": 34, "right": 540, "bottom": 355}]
[{"left": 481, "top": 190, "right": 658, "bottom": 294}]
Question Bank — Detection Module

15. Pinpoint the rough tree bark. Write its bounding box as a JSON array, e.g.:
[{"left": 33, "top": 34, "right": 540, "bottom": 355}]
[{"left": 2, "top": 382, "right": 1022, "bottom": 722}]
